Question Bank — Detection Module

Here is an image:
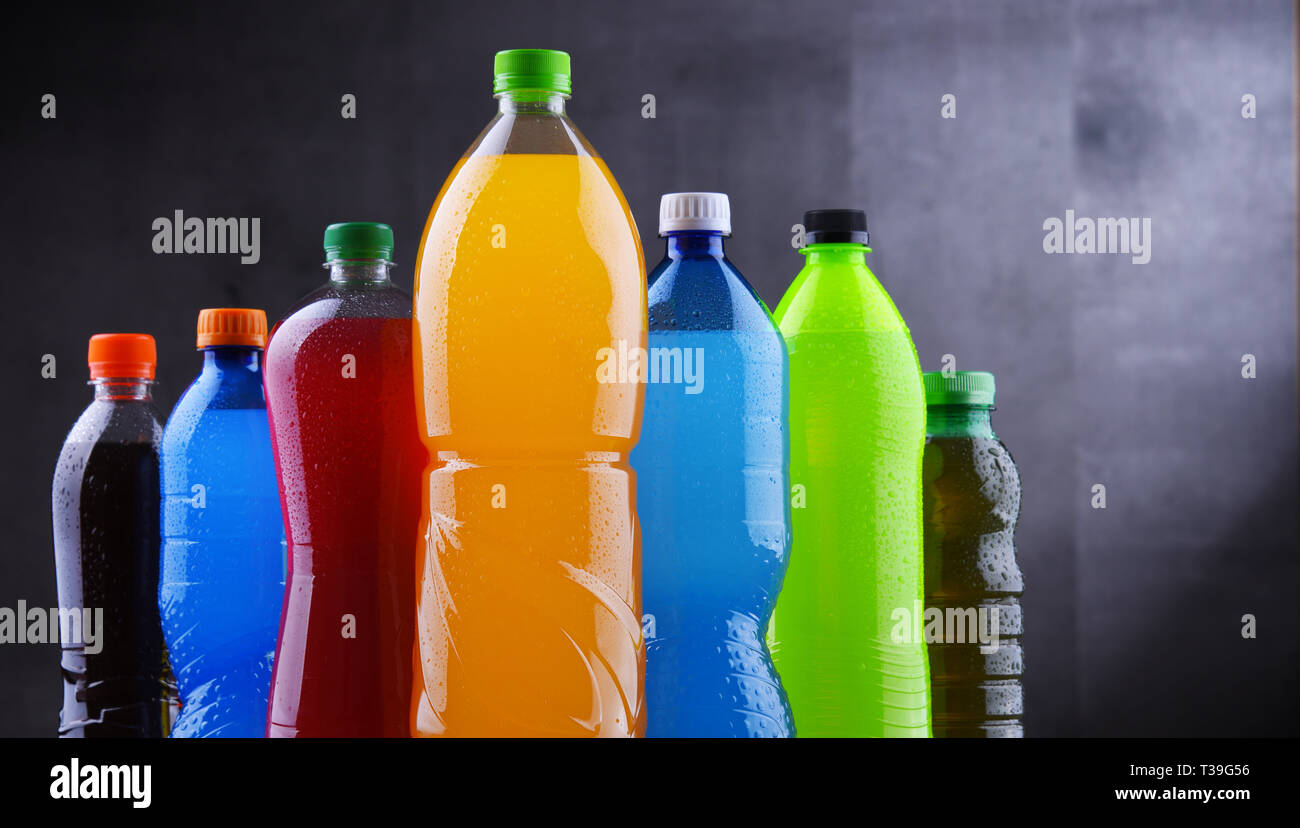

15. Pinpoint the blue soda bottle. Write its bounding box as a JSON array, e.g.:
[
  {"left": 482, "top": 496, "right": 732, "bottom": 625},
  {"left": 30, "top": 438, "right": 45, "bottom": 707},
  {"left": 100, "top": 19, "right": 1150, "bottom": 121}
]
[
  {"left": 159, "top": 308, "right": 285, "bottom": 737},
  {"left": 631, "top": 193, "right": 795, "bottom": 737}
]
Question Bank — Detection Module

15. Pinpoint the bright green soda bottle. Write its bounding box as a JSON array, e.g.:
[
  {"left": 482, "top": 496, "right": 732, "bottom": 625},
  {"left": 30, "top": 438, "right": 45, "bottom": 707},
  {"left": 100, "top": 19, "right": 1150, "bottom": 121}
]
[{"left": 770, "top": 209, "right": 931, "bottom": 737}]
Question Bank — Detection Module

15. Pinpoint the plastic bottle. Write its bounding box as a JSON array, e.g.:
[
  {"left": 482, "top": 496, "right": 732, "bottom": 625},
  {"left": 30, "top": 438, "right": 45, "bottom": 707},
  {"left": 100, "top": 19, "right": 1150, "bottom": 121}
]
[
  {"left": 922, "top": 371, "right": 1024, "bottom": 737},
  {"left": 264, "top": 223, "right": 424, "bottom": 737},
  {"left": 52, "top": 334, "right": 167, "bottom": 737},
  {"left": 770, "top": 210, "right": 931, "bottom": 737},
  {"left": 160, "top": 308, "right": 284, "bottom": 737},
  {"left": 631, "top": 192, "right": 794, "bottom": 737},
  {"left": 411, "top": 49, "right": 646, "bottom": 736}
]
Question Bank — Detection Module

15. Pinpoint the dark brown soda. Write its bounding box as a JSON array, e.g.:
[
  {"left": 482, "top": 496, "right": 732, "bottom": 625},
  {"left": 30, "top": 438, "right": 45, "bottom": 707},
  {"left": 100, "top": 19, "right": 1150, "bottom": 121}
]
[
  {"left": 923, "top": 411, "right": 1024, "bottom": 737},
  {"left": 52, "top": 387, "right": 166, "bottom": 737}
]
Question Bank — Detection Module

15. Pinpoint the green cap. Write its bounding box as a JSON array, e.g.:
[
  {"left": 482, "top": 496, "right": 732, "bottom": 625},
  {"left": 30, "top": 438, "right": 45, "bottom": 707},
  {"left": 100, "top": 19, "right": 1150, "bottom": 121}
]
[
  {"left": 323, "top": 222, "right": 393, "bottom": 261},
  {"left": 493, "top": 49, "right": 572, "bottom": 95},
  {"left": 923, "top": 370, "right": 996, "bottom": 407}
]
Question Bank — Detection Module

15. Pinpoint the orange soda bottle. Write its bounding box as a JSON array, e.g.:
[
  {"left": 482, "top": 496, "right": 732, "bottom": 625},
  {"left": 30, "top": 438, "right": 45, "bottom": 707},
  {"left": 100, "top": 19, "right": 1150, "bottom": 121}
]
[{"left": 410, "top": 49, "right": 647, "bottom": 736}]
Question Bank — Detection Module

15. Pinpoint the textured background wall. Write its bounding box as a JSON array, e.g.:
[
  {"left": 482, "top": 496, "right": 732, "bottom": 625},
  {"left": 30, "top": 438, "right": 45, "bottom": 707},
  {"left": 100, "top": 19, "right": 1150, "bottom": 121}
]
[{"left": 1, "top": 0, "right": 1294, "bottom": 736}]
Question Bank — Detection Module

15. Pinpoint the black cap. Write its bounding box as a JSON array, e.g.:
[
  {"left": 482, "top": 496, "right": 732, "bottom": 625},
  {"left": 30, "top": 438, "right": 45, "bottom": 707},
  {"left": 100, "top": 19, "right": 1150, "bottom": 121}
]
[{"left": 803, "top": 209, "right": 868, "bottom": 245}]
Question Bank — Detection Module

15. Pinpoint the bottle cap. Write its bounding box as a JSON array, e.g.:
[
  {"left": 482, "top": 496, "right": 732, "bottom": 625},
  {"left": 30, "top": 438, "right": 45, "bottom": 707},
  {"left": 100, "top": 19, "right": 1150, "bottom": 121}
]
[
  {"left": 923, "top": 371, "right": 996, "bottom": 407},
  {"left": 659, "top": 192, "right": 731, "bottom": 236},
  {"left": 493, "top": 49, "right": 572, "bottom": 95},
  {"left": 323, "top": 222, "right": 394, "bottom": 262},
  {"left": 803, "top": 209, "right": 869, "bottom": 245},
  {"left": 88, "top": 333, "right": 156, "bottom": 380},
  {"left": 196, "top": 308, "right": 268, "bottom": 349}
]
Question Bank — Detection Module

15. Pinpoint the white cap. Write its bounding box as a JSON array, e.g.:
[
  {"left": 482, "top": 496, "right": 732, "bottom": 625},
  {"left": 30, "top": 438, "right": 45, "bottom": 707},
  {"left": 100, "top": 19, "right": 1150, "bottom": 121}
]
[{"left": 658, "top": 192, "right": 731, "bottom": 236}]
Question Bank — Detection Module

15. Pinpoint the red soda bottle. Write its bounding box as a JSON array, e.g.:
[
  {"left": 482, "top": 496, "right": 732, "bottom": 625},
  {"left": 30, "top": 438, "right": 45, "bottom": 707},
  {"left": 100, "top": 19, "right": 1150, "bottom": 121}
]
[{"left": 264, "top": 223, "right": 424, "bottom": 737}]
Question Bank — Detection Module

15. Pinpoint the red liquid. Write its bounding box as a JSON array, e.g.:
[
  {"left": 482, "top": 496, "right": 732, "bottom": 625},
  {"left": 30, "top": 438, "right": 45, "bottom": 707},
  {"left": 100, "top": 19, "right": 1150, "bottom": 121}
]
[{"left": 264, "top": 311, "right": 423, "bottom": 737}]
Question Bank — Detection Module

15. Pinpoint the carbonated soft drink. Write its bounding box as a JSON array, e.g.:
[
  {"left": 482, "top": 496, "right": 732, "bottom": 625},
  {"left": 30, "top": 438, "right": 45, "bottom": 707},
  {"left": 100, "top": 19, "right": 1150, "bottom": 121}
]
[
  {"left": 411, "top": 49, "right": 646, "bottom": 736},
  {"left": 265, "top": 223, "right": 424, "bottom": 737},
  {"left": 923, "top": 371, "right": 1024, "bottom": 737},
  {"left": 770, "top": 210, "right": 931, "bottom": 737},
  {"left": 160, "top": 309, "right": 283, "bottom": 737},
  {"left": 632, "top": 192, "right": 794, "bottom": 737},
  {"left": 53, "top": 334, "right": 167, "bottom": 737}
]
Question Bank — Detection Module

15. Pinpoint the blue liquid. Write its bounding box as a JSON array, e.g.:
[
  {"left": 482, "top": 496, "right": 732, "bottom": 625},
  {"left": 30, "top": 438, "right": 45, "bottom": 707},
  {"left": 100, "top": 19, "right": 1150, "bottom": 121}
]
[
  {"left": 631, "top": 232, "right": 795, "bottom": 737},
  {"left": 160, "top": 348, "right": 285, "bottom": 737}
]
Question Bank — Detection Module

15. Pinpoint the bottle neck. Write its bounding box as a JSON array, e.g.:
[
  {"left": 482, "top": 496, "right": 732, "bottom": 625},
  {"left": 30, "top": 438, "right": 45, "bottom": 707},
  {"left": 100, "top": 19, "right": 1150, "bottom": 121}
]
[
  {"left": 201, "top": 347, "right": 262, "bottom": 372},
  {"left": 328, "top": 259, "right": 392, "bottom": 285},
  {"left": 801, "top": 242, "right": 869, "bottom": 266},
  {"left": 665, "top": 232, "right": 726, "bottom": 260},
  {"left": 927, "top": 405, "right": 995, "bottom": 439},
  {"left": 92, "top": 378, "right": 153, "bottom": 401},
  {"left": 497, "top": 91, "right": 568, "bottom": 116}
]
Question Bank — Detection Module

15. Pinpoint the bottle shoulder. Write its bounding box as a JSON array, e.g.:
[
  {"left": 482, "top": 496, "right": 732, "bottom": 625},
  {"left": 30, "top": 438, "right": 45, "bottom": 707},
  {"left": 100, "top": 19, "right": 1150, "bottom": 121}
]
[
  {"left": 63, "top": 398, "right": 163, "bottom": 452},
  {"left": 270, "top": 283, "right": 412, "bottom": 350},
  {"left": 165, "top": 366, "right": 266, "bottom": 438},
  {"left": 775, "top": 258, "right": 909, "bottom": 336},
  {"left": 280, "top": 280, "right": 412, "bottom": 319},
  {"left": 924, "top": 436, "right": 1022, "bottom": 507},
  {"left": 465, "top": 110, "right": 597, "bottom": 159},
  {"left": 648, "top": 255, "right": 780, "bottom": 334},
  {"left": 167, "top": 372, "right": 218, "bottom": 423}
]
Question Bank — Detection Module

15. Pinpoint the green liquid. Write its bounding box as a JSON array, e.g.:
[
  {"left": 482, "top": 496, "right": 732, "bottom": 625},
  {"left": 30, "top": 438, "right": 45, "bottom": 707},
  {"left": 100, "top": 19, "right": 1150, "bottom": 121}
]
[{"left": 770, "top": 246, "right": 931, "bottom": 737}]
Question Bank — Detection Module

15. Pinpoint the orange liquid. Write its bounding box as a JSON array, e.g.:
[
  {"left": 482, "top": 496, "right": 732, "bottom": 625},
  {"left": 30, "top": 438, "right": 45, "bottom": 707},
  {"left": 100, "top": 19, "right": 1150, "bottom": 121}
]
[{"left": 411, "top": 153, "right": 646, "bottom": 736}]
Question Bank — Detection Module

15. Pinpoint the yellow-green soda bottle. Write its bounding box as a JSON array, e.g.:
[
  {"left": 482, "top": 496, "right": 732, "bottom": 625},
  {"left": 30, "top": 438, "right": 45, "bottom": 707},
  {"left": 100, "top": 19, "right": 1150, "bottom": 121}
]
[{"left": 769, "top": 209, "right": 930, "bottom": 736}]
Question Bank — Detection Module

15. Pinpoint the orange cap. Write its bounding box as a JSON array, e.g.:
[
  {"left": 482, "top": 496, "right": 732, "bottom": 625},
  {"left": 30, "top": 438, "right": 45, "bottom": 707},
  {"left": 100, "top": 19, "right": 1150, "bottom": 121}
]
[
  {"left": 196, "top": 308, "right": 268, "bottom": 349},
  {"left": 87, "top": 333, "right": 156, "bottom": 380}
]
